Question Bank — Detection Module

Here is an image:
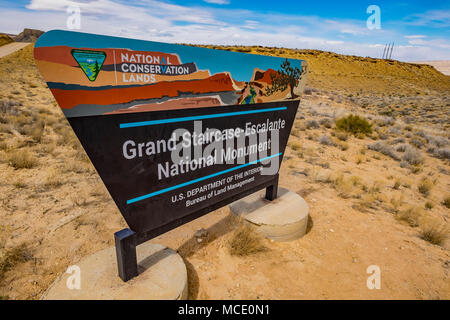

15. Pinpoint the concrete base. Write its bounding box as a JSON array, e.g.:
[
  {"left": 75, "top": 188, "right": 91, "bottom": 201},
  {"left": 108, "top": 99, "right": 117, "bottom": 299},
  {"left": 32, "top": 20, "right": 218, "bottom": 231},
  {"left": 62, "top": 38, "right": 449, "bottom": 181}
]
[
  {"left": 41, "top": 242, "right": 188, "bottom": 300},
  {"left": 229, "top": 187, "right": 309, "bottom": 242}
]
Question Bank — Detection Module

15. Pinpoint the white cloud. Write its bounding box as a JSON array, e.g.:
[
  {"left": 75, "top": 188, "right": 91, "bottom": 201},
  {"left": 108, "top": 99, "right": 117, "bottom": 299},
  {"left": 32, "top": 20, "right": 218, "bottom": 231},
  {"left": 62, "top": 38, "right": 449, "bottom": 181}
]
[
  {"left": 404, "top": 35, "right": 426, "bottom": 39},
  {"left": 203, "top": 0, "right": 230, "bottom": 4},
  {"left": 404, "top": 9, "right": 450, "bottom": 27}
]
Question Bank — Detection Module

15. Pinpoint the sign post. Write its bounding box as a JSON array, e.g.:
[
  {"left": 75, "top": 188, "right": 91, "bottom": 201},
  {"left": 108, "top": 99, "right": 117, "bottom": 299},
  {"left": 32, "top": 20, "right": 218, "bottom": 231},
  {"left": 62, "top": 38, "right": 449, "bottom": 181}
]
[{"left": 34, "top": 30, "right": 308, "bottom": 282}]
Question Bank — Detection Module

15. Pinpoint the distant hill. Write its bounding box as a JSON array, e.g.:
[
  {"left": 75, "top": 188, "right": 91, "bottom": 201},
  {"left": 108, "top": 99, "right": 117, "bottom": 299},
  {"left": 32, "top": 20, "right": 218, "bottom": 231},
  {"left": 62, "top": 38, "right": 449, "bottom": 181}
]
[
  {"left": 0, "top": 34, "right": 14, "bottom": 47},
  {"left": 413, "top": 61, "right": 450, "bottom": 76},
  {"left": 198, "top": 45, "right": 450, "bottom": 97},
  {"left": 14, "top": 28, "right": 44, "bottom": 42}
]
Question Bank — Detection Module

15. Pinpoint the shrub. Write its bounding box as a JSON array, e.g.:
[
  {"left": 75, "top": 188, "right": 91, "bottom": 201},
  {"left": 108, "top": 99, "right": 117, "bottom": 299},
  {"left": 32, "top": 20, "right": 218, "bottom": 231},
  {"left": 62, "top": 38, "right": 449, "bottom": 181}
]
[
  {"left": 367, "top": 142, "right": 399, "bottom": 161},
  {"left": 228, "top": 225, "right": 267, "bottom": 256},
  {"left": 441, "top": 196, "right": 450, "bottom": 209},
  {"left": 335, "top": 131, "right": 348, "bottom": 141},
  {"left": 289, "top": 141, "right": 302, "bottom": 152},
  {"left": 396, "top": 207, "right": 422, "bottom": 227},
  {"left": 410, "top": 138, "right": 425, "bottom": 149},
  {"left": 318, "top": 135, "right": 335, "bottom": 146},
  {"left": 396, "top": 144, "right": 407, "bottom": 152},
  {"left": 0, "top": 244, "right": 32, "bottom": 281},
  {"left": 420, "top": 222, "right": 448, "bottom": 246},
  {"left": 418, "top": 178, "right": 433, "bottom": 197},
  {"left": 319, "top": 118, "right": 332, "bottom": 128},
  {"left": 392, "top": 137, "right": 405, "bottom": 145},
  {"left": 402, "top": 146, "right": 423, "bottom": 165},
  {"left": 432, "top": 148, "right": 450, "bottom": 160},
  {"left": 425, "top": 202, "right": 434, "bottom": 210},
  {"left": 7, "top": 149, "right": 37, "bottom": 169},
  {"left": 335, "top": 115, "right": 372, "bottom": 135},
  {"left": 305, "top": 120, "right": 320, "bottom": 129}
]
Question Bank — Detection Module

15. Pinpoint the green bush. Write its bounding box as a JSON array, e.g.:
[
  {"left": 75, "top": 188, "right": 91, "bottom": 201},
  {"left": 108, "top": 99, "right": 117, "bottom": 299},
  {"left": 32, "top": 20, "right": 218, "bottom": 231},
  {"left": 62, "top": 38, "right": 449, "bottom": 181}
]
[{"left": 335, "top": 115, "right": 373, "bottom": 135}]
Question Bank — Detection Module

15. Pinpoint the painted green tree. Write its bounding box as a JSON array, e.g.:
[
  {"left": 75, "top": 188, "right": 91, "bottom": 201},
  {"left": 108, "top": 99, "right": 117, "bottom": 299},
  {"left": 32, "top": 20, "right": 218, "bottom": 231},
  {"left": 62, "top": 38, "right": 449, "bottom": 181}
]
[
  {"left": 265, "top": 59, "right": 305, "bottom": 99},
  {"left": 93, "top": 60, "right": 101, "bottom": 77}
]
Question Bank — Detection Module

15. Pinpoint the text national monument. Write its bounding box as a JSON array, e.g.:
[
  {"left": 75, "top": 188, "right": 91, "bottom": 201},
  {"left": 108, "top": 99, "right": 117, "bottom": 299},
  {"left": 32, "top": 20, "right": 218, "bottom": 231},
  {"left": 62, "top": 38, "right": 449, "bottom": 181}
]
[{"left": 34, "top": 30, "right": 308, "bottom": 285}]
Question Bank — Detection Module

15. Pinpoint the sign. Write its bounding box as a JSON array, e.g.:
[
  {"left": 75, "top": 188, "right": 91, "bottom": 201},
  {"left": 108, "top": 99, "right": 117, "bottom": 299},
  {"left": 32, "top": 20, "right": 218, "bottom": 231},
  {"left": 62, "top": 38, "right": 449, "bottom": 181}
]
[{"left": 34, "top": 30, "right": 308, "bottom": 281}]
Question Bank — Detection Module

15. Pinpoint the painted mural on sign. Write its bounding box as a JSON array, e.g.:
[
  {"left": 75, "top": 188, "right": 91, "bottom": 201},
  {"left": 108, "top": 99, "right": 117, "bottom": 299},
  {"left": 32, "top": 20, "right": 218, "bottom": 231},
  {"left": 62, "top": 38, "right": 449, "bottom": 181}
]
[{"left": 34, "top": 30, "right": 307, "bottom": 118}]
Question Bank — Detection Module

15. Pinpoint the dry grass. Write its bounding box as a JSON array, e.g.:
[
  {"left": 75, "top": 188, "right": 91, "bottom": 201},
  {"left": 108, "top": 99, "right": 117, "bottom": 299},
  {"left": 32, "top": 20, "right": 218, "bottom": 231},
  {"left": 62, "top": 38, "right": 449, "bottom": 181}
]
[
  {"left": 396, "top": 207, "right": 423, "bottom": 227},
  {"left": 418, "top": 178, "right": 434, "bottom": 197},
  {"left": 419, "top": 221, "right": 449, "bottom": 246},
  {"left": 0, "top": 34, "right": 13, "bottom": 47},
  {"left": 43, "top": 168, "right": 63, "bottom": 188},
  {"left": 228, "top": 224, "right": 268, "bottom": 256},
  {"left": 6, "top": 149, "right": 37, "bottom": 169},
  {"left": 442, "top": 195, "right": 450, "bottom": 209},
  {"left": 0, "top": 244, "right": 32, "bottom": 282}
]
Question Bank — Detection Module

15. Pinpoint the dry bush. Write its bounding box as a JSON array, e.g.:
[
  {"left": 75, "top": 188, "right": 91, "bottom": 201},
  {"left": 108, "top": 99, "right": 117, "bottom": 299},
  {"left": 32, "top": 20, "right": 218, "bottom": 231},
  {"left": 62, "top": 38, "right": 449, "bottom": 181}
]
[
  {"left": 390, "top": 195, "right": 404, "bottom": 214},
  {"left": 319, "top": 118, "right": 332, "bottom": 128},
  {"left": 0, "top": 243, "right": 32, "bottom": 281},
  {"left": 396, "top": 144, "right": 407, "bottom": 152},
  {"left": 392, "top": 137, "right": 405, "bottom": 145},
  {"left": 288, "top": 141, "right": 302, "bottom": 152},
  {"left": 62, "top": 159, "right": 87, "bottom": 174},
  {"left": 428, "top": 148, "right": 450, "bottom": 160},
  {"left": 419, "top": 221, "right": 449, "bottom": 246},
  {"left": 418, "top": 178, "right": 433, "bottom": 197},
  {"left": 0, "top": 141, "right": 8, "bottom": 151},
  {"left": 402, "top": 146, "right": 423, "bottom": 165},
  {"left": 306, "top": 120, "right": 320, "bottom": 129},
  {"left": 335, "top": 131, "right": 348, "bottom": 141},
  {"left": 228, "top": 224, "right": 267, "bottom": 256},
  {"left": 425, "top": 202, "right": 434, "bottom": 210},
  {"left": 13, "top": 178, "right": 27, "bottom": 189},
  {"left": 367, "top": 142, "right": 399, "bottom": 161},
  {"left": 43, "top": 168, "right": 63, "bottom": 188},
  {"left": 7, "top": 149, "right": 37, "bottom": 169},
  {"left": 410, "top": 137, "right": 426, "bottom": 149},
  {"left": 337, "top": 142, "right": 349, "bottom": 151},
  {"left": 443, "top": 196, "right": 450, "bottom": 209},
  {"left": 71, "top": 192, "right": 89, "bottom": 207},
  {"left": 318, "top": 135, "right": 335, "bottom": 146},
  {"left": 396, "top": 207, "right": 423, "bottom": 227},
  {"left": 336, "top": 114, "right": 372, "bottom": 135}
]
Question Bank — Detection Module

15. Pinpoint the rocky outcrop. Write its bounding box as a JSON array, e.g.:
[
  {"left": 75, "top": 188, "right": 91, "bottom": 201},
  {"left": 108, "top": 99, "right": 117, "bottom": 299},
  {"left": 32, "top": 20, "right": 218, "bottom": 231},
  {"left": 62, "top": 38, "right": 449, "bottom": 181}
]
[{"left": 14, "top": 28, "right": 44, "bottom": 42}]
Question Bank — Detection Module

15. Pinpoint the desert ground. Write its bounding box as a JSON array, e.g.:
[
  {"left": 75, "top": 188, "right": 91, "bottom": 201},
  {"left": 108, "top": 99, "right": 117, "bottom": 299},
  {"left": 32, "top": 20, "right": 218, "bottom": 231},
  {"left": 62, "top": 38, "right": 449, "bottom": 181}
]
[{"left": 0, "top": 44, "right": 449, "bottom": 300}]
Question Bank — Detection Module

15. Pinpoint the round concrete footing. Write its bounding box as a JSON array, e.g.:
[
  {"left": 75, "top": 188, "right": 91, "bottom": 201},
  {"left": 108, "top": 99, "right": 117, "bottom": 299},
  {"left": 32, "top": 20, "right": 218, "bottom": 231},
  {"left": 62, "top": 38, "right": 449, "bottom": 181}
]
[
  {"left": 229, "top": 187, "right": 309, "bottom": 242},
  {"left": 41, "top": 242, "right": 188, "bottom": 300}
]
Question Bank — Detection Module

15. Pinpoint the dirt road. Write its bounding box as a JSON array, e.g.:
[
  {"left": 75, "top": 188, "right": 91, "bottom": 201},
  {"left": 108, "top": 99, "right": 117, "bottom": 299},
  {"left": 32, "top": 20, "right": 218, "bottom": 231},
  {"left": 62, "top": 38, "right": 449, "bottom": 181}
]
[{"left": 0, "top": 42, "right": 31, "bottom": 59}]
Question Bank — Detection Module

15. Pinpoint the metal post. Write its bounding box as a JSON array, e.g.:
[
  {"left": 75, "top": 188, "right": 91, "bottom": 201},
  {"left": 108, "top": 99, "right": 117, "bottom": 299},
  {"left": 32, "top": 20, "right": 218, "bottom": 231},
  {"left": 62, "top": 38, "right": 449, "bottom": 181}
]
[
  {"left": 265, "top": 174, "right": 279, "bottom": 201},
  {"left": 114, "top": 228, "right": 138, "bottom": 282}
]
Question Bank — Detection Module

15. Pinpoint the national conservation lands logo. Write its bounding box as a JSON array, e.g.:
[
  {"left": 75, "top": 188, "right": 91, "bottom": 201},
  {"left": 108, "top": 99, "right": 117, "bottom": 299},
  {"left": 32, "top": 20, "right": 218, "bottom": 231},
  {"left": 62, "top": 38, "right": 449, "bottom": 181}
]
[{"left": 71, "top": 49, "right": 106, "bottom": 82}]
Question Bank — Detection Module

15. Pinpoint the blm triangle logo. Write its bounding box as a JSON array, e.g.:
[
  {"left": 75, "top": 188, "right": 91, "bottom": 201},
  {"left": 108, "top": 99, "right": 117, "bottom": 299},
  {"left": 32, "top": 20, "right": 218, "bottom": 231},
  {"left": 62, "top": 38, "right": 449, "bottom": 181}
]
[{"left": 71, "top": 49, "right": 106, "bottom": 82}]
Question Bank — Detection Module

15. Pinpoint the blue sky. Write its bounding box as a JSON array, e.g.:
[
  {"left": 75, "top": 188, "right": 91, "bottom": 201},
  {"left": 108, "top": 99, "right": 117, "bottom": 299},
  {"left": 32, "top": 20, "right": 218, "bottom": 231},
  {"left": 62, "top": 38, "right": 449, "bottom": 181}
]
[{"left": 0, "top": 0, "right": 449, "bottom": 61}]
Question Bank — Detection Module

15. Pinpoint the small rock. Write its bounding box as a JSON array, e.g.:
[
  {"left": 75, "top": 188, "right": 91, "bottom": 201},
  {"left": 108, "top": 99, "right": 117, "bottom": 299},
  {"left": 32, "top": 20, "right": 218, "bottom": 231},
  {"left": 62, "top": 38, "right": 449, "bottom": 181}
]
[
  {"left": 353, "top": 258, "right": 358, "bottom": 263},
  {"left": 194, "top": 228, "right": 209, "bottom": 238},
  {"left": 329, "top": 228, "right": 334, "bottom": 233},
  {"left": 196, "top": 238, "right": 203, "bottom": 243}
]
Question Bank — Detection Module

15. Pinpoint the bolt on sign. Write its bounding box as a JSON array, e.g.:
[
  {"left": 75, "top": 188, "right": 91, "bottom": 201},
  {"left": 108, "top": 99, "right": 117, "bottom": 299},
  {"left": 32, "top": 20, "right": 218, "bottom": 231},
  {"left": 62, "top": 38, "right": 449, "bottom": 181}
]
[{"left": 34, "top": 30, "right": 308, "bottom": 281}]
